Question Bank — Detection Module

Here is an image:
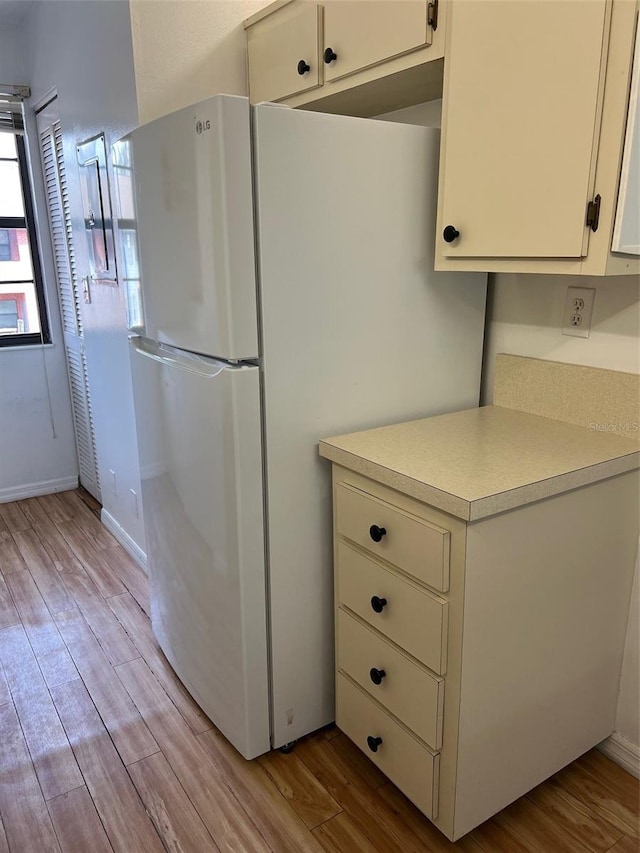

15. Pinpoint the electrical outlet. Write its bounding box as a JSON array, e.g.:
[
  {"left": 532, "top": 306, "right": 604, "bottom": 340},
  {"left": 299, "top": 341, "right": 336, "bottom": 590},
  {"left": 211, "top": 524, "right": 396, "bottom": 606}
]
[
  {"left": 562, "top": 287, "right": 595, "bottom": 338},
  {"left": 109, "top": 469, "right": 118, "bottom": 495}
]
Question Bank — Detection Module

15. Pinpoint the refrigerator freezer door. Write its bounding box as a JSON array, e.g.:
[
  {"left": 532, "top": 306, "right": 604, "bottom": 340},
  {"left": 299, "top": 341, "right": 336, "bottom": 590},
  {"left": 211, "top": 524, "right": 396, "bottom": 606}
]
[
  {"left": 253, "top": 106, "right": 487, "bottom": 748},
  {"left": 124, "top": 96, "right": 258, "bottom": 360},
  {"left": 130, "top": 336, "right": 270, "bottom": 758}
]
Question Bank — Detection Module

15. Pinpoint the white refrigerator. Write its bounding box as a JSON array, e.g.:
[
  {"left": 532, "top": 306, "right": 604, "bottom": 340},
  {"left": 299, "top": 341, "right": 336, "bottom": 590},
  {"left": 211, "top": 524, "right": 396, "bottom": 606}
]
[{"left": 120, "top": 95, "right": 486, "bottom": 760}]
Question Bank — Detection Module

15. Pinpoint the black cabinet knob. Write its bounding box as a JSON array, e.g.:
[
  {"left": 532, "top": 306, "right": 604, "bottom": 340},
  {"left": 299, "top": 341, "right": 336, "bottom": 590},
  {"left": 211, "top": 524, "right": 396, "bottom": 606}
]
[
  {"left": 367, "top": 735, "right": 383, "bottom": 753},
  {"left": 369, "top": 667, "right": 386, "bottom": 685},
  {"left": 324, "top": 47, "right": 338, "bottom": 63},
  {"left": 297, "top": 60, "right": 311, "bottom": 75},
  {"left": 370, "top": 596, "right": 387, "bottom": 614},
  {"left": 369, "top": 524, "right": 386, "bottom": 543},
  {"left": 443, "top": 225, "right": 460, "bottom": 243}
]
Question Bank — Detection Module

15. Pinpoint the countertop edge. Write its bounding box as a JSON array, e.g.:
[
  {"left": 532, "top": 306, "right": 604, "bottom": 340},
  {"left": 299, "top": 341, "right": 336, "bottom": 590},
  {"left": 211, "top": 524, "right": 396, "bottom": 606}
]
[
  {"left": 468, "top": 452, "right": 640, "bottom": 521},
  {"left": 318, "top": 441, "right": 640, "bottom": 523},
  {"left": 319, "top": 440, "right": 472, "bottom": 521}
]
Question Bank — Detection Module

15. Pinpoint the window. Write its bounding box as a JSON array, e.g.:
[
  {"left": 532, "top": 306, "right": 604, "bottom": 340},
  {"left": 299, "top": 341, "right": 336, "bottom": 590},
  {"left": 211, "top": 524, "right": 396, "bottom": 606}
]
[
  {"left": 112, "top": 138, "right": 143, "bottom": 329},
  {"left": 0, "top": 107, "right": 50, "bottom": 346}
]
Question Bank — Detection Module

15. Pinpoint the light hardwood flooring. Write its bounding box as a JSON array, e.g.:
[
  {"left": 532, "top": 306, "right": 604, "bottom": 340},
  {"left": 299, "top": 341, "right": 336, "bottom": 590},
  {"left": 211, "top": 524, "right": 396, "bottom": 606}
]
[{"left": 0, "top": 488, "right": 638, "bottom": 852}]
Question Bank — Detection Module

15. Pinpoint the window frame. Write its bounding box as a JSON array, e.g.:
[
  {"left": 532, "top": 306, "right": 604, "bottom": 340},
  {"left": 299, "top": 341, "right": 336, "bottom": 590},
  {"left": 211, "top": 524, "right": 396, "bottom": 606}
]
[{"left": 0, "top": 132, "right": 51, "bottom": 347}]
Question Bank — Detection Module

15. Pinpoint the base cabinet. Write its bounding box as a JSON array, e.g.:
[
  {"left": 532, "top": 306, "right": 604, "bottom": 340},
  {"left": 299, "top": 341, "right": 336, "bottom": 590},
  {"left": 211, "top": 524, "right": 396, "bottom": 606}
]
[{"left": 330, "top": 465, "right": 639, "bottom": 840}]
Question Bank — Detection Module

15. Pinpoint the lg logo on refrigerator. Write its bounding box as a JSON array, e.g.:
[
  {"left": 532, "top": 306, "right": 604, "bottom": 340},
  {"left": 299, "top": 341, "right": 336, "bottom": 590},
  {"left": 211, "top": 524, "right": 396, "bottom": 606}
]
[{"left": 196, "top": 119, "right": 211, "bottom": 135}]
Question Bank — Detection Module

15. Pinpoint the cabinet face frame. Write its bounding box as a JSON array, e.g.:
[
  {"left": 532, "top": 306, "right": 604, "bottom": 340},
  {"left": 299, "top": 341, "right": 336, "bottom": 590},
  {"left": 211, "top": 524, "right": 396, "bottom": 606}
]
[{"left": 331, "top": 465, "right": 468, "bottom": 841}]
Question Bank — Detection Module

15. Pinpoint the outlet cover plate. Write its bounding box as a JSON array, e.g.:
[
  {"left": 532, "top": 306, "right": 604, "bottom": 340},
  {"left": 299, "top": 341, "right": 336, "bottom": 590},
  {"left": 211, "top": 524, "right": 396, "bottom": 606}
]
[{"left": 562, "top": 286, "right": 595, "bottom": 338}]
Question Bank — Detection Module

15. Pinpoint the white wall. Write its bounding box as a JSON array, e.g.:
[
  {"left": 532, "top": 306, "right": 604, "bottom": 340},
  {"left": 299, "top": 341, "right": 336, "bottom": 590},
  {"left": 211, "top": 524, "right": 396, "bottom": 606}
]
[
  {"left": 483, "top": 274, "right": 640, "bottom": 397},
  {"left": 130, "top": 0, "right": 265, "bottom": 123},
  {"left": 22, "top": 0, "right": 146, "bottom": 552},
  {"left": 0, "top": 21, "right": 78, "bottom": 501}
]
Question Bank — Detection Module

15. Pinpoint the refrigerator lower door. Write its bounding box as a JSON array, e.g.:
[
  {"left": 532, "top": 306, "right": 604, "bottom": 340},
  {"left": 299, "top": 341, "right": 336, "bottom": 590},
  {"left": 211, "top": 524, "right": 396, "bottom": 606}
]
[{"left": 130, "top": 336, "right": 270, "bottom": 759}]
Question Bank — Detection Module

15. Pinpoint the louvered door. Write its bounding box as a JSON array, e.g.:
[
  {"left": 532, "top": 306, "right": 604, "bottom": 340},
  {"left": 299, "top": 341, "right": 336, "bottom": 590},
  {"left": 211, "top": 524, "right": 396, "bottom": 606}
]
[{"left": 37, "top": 105, "right": 101, "bottom": 501}]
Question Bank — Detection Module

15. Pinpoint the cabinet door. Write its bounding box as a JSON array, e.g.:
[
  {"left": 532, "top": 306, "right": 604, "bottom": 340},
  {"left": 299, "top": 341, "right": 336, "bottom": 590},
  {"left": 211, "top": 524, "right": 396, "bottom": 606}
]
[
  {"left": 438, "top": 0, "right": 610, "bottom": 259},
  {"left": 247, "top": 4, "right": 322, "bottom": 104},
  {"left": 323, "top": 0, "right": 431, "bottom": 83}
]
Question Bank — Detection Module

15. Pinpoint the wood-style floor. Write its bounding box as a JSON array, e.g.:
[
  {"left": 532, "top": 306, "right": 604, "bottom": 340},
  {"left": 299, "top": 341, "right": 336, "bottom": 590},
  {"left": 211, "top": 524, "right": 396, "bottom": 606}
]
[{"left": 0, "top": 489, "right": 638, "bottom": 853}]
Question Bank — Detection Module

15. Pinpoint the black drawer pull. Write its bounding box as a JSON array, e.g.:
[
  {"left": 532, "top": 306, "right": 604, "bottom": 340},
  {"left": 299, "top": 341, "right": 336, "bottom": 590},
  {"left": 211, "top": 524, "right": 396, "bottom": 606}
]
[
  {"left": 367, "top": 735, "right": 383, "bottom": 753},
  {"left": 324, "top": 47, "right": 338, "bottom": 63},
  {"left": 369, "top": 524, "right": 386, "bottom": 543},
  {"left": 370, "top": 596, "right": 387, "bottom": 614},
  {"left": 369, "top": 667, "right": 386, "bottom": 685},
  {"left": 443, "top": 225, "right": 460, "bottom": 243},
  {"left": 297, "top": 59, "right": 311, "bottom": 75}
]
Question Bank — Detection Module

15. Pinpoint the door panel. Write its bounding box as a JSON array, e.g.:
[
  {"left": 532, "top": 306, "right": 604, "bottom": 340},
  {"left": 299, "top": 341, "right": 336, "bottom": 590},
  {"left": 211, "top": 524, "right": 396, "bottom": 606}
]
[
  {"left": 37, "top": 109, "right": 101, "bottom": 501},
  {"left": 248, "top": 4, "right": 322, "bottom": 103},
  {"left": 324, "top": 0, "right": 430, "bottom": 83},
  {"left": 439, "top": 0, "right": 610, "bottom": 259},
  {"left": 130, "top": 339, "right": 269, "bottom": 758}
]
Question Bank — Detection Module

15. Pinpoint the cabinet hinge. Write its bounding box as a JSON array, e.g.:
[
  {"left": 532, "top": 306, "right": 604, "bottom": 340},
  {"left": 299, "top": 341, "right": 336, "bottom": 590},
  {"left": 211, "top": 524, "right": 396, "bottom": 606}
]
[
  {"left": 428, "top": 0, "right": 438, "bottom": 31},
  {"left": 586, "top": 194, "right": 601, "bottom": 232}
]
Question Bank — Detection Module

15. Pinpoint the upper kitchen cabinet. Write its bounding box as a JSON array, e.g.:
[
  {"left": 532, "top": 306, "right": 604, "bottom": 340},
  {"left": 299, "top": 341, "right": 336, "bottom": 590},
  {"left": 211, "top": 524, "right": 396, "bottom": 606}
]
[
  {"left": 322, "top": 1, "right": 433, "bottom": 82},
  {"left": 435, "top": 0, "right": 640, "bottom": 276},
  {"left": 246, "top": 2, "right": 323, "bottom": 104},
  {"left": 244, "top": 0, "right": 445, "bottom": 117}
]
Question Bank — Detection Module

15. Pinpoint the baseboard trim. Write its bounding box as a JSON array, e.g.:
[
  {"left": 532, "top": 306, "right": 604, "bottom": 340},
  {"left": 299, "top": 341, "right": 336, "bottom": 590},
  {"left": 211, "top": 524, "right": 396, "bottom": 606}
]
[
  {"left": 598, "top": 731, "right": 640, "bottom": 779},
  {"left": 0, "top": 476, "right": 79, "bottom": 504},
  {"left": 101, "top": 509, "right": 147, "bottom": 574}
]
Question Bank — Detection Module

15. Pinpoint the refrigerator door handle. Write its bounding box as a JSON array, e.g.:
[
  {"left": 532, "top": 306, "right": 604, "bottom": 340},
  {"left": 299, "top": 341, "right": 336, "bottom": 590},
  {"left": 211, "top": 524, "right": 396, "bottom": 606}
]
[{"left": 130, "top": 336, "right": 242, "bottom": 379}]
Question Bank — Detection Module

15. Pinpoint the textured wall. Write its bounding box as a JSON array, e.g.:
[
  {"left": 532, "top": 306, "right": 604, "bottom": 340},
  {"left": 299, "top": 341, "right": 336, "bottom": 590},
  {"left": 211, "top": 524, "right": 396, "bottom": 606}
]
[{"left": 130, "top": 0, "right": 266, "bottom": 123}]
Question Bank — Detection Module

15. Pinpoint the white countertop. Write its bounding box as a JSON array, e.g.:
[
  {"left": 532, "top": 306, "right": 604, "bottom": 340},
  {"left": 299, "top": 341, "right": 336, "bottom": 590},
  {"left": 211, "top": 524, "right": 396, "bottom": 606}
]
[{"left": 319, "top": 405, "right": 640, "bottom": 521}]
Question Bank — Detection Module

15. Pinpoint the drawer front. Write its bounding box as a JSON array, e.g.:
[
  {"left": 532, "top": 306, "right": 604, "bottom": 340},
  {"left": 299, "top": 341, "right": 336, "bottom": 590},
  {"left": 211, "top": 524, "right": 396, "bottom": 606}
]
[
  {"left": 337, "top": 608, "right": 444, "bottom": 749},
  {"left": 337, "top": 541, "right": 448, "bottom": 674},
  {"left": 336, "top": 483, "right": 450, "bottom": 592},
  {"left": 247, "top": 5, "right": 322, "bottom": 104},
  {"left": 337, "top": 672, "right": 440, "bottom": 819}
]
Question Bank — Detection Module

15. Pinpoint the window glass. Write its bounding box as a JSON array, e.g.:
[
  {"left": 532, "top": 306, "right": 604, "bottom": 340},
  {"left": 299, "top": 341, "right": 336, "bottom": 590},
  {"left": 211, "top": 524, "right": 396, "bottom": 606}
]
[
  {"left": 0, "top": 161, "right": 25, "bottom": 217},
  {"left": 0, "top": 132, "right": 16, "bottom": 158},
  {"left": 0, "top": 127, "right": 48, "bottom": 343}
]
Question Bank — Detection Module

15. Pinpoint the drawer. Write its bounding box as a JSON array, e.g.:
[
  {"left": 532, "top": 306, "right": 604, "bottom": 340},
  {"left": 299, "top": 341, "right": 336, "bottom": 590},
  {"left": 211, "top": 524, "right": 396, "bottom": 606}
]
[
  {"left": 336, "top": 483, "right": 450, "bottom": 592},
  {"left": 337, "top": 608, "right": 444, "bottom": 750},
  {"left": 337, "top": 672, "right": 440, "bottom": 820},
  {"left": 337, "top": 541, "right": 448, "bottom": 674}
]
